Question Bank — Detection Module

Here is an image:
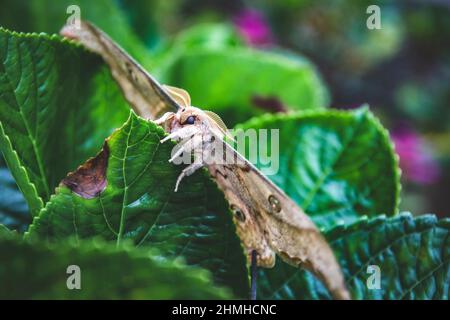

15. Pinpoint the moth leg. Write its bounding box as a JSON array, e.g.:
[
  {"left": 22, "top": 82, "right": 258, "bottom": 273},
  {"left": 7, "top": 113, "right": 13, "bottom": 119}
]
[
  {"left": 169, "top": 144, "right": 187, "bottom": 163},
  {"left": 168, "top": 134, "right": 203, "bottom": 163},
  {"left": 174, "top": 161, "right": 205, "bottom": 192},
  {"left": 160, "top": 126, "right": 200, "bottom": 143}
]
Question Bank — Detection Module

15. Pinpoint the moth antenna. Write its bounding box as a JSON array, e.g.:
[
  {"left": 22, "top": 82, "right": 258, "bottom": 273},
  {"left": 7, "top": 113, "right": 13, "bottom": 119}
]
[
  {"left": 163, "top": 85, "right": 191, "bottom": 107},
  {"left": 204, "top": 110, "right": 236, "bottom": 142}
]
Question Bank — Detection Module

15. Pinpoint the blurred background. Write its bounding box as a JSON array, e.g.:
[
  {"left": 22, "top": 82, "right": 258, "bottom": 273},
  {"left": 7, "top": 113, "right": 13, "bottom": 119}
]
[{"left": 0, "top": 0, "right": 449, "bottom": 224}]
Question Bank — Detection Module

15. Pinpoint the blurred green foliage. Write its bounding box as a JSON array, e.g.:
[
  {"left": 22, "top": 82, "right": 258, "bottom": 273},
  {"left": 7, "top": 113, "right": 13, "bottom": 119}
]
[{"left": 0, "top": 230, "right": 232, "bottom": 299}]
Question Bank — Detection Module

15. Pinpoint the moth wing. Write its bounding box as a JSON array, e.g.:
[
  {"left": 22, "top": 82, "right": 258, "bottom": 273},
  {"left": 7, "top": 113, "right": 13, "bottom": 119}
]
[
  {"left": 60, "top": 20, "right": 179, "bottom": 119},
  {"left": 163, "top": 85, "right": 191, "bottom": 107},
  {"left": 245, "top": 168, "right": 349, "bottom": 299},
  {"left": 211, "top": 143, "right": 350, "bottom": 299}
]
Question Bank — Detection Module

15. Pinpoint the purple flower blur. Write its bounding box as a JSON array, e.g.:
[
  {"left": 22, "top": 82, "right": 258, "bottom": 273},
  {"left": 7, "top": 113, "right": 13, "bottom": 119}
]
[
  {"left": 234, "top": 9, "right": 273, "bottom": 47},
  {"left": 392, "top": 127, "right": 440, "bottom": 185}
]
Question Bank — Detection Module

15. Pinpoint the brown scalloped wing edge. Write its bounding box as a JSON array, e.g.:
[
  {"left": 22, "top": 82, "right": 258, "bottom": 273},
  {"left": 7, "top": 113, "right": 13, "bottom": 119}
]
[{"left": 61, "top": 142, "right": 109, "bottom": 199}]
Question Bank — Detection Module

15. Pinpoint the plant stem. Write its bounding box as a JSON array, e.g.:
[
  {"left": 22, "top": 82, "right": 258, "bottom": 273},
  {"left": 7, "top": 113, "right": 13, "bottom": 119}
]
[{"left": 250, "top": 250, "right": 257, "bottom": 300}]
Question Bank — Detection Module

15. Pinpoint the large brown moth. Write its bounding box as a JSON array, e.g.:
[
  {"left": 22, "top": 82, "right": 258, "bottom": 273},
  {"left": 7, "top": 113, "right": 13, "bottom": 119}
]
[{"left": 61, "top": 21, "right": 350, "bottom": 300}]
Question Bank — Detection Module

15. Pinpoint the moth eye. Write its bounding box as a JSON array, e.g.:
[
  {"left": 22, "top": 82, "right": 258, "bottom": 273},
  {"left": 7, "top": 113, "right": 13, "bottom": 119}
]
[
  {"left": 231, "top": 205, "right": 246, "bottom": 222},
  {"left": 185, "top": 115, "right": 196, "bottom": 125},
  {"left": 268, "top": 195, "right": 281, "bottom": 213}
]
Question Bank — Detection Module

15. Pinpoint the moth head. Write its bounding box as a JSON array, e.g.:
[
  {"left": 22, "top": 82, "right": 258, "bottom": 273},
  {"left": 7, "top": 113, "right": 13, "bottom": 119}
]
[
  {"left": 172, "top": 107, "right": 233, "bottom": 141},
  {"left": 160, "top": 84, "right": 233, "bottom": 141},
  {"left": 177, "top": 107, "right": 203, "bottom": 126}
]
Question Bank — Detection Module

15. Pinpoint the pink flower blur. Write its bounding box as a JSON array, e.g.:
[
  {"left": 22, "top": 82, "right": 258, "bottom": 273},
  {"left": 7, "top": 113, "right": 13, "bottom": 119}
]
[
  {"left": 392, "top": 128, "right": 440, "bottom": 185},
  {"left": 234, "top": 9, "right": 273, "bottom": 47}
]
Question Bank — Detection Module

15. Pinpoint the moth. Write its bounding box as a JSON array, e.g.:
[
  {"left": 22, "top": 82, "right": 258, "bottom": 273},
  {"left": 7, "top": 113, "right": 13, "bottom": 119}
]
[{"left": 61, "top": 21, "right": 350, "bottom": 300}]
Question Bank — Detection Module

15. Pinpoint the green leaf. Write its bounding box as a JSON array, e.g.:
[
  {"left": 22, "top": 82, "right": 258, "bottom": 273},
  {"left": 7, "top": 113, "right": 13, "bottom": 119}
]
[
  {"left": 0, "top": 223, "right": 12, "bottom": 234},
  {"left": 0, "top": 0, "right": 152, "bottom": 68},
  {"left": 157, "top": 47, "right": 329, "bottom": 126},
  {"left": 0, "top": 120, "right": 43, "bottom": 216},
  {"left": 239, "top": 107, "right": 401, "bottom": 230},
  {"left": 0, "top": 231, "right": 232, "bottom": 299},
  {"left": 0, "top": 29, "right": 130, "bottom": 215},
  {"left": 0, "top": 155, "right": 30, "bottom": 231},
  {"left": 170, "top": 23, "right": 244, "bottom": 50},
  {"left": 258, "top": 213, "right": 449, "bottom": 300},
  {"left": 26, "top": 112, "right": 248, "bottom": 298}
]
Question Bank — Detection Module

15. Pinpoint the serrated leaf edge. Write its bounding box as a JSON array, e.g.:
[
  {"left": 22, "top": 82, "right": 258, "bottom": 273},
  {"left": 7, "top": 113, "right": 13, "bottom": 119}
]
[{"left": 0, "top": 122, "right": 43, "bottom": 216}]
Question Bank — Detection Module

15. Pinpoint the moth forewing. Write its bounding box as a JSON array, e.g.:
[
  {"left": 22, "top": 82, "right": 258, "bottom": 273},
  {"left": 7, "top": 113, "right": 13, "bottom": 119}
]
[
  {"left": 208, "top": 161, "right": 277, "bottom": 268},
  {"left": 60, "top": 20, "right": 179, "bottom": 120},
  {"left": 243, "top": 168, "right": 349, "bottom": 299},
  {"left": 207, "top": 139, "right": 350, "bottom": 300}
]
